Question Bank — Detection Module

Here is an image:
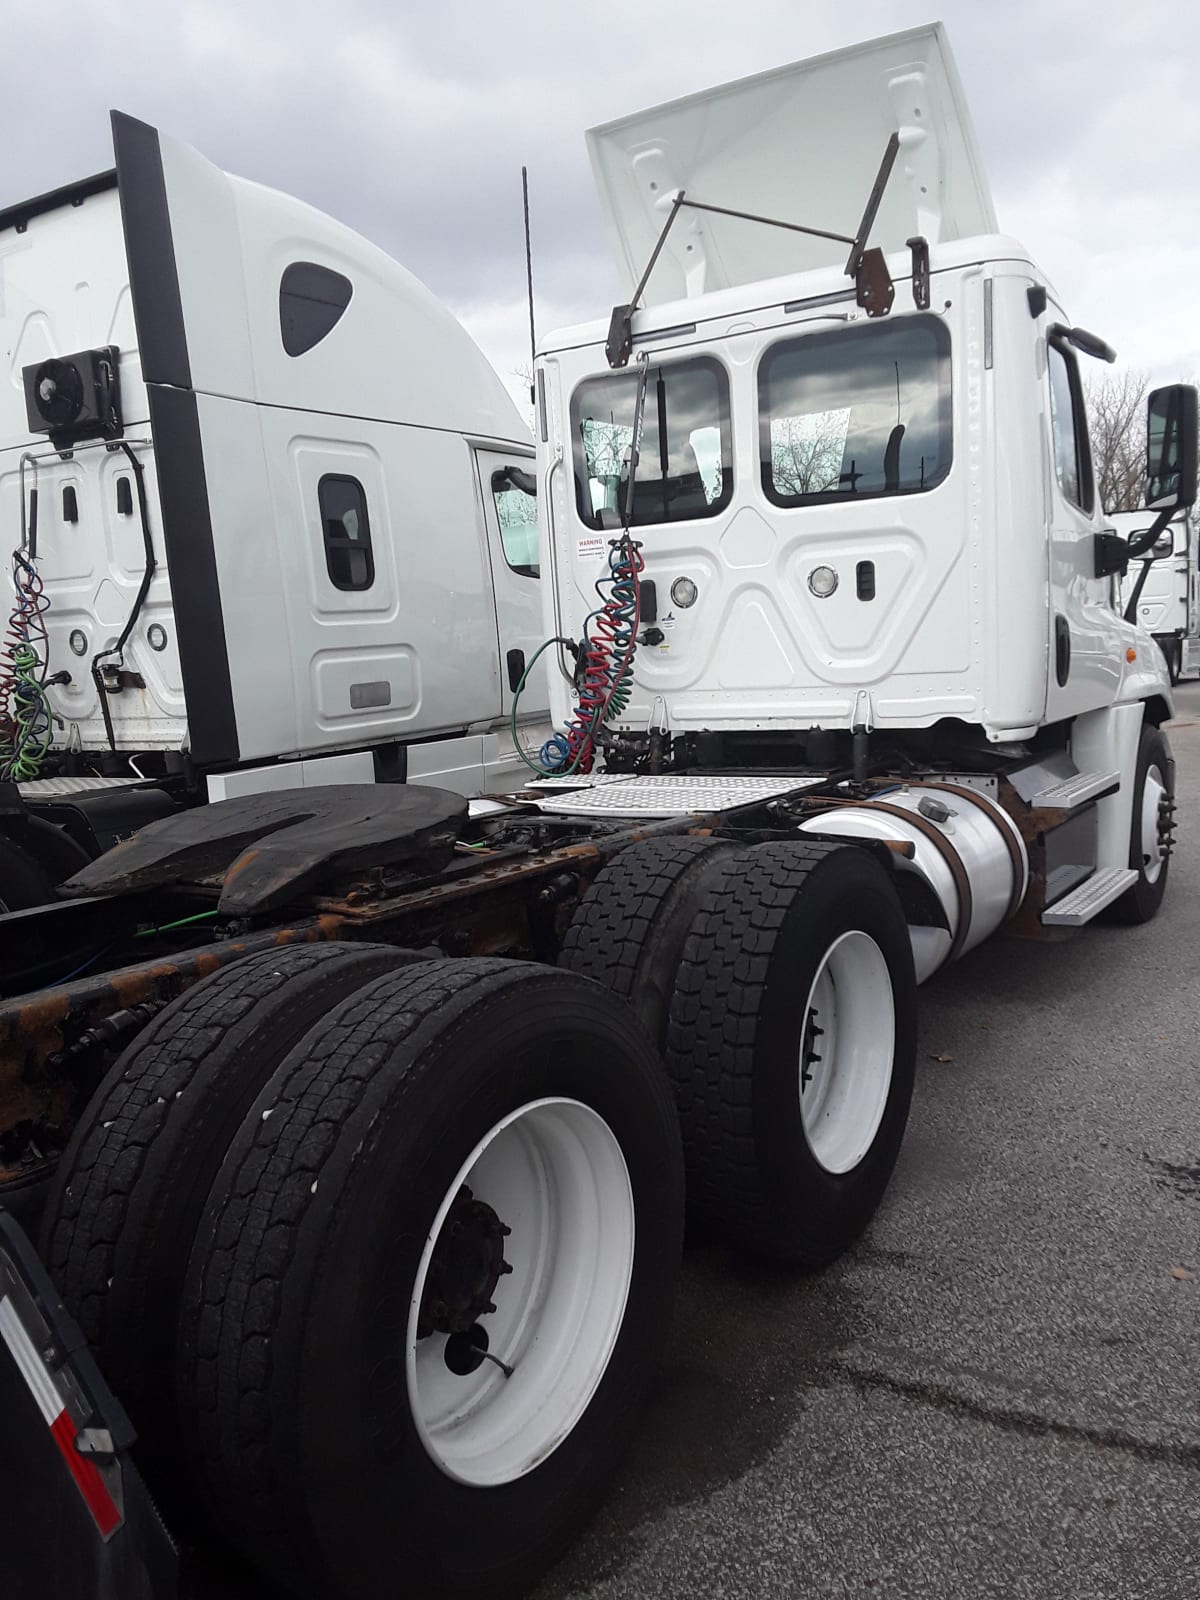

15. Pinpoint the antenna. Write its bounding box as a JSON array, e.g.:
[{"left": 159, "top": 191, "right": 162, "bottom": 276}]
[{"left": 522, "top": 166, "right": 536, "bottom": 406}]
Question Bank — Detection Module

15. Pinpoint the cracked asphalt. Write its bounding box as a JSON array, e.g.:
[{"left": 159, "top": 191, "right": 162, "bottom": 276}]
[{"left": 535, "top": 685, "right": 1200, "bottom": 1600}]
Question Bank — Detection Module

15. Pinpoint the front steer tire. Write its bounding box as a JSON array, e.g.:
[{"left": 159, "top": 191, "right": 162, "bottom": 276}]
[
  {"left": 666, "top": 840, "right": 918, "bottom": 1265},
  {"left": 177, "top": 959, "right": 685, "bottom": 1600},
  {"left": 1109, "top": 721, "right": 1173, "bottom": 924}
]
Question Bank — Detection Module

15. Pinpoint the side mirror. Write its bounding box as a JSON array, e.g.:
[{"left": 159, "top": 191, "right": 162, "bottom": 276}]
[{"left": 1145, "top": 385, "right": 1198, "bottom": 511}]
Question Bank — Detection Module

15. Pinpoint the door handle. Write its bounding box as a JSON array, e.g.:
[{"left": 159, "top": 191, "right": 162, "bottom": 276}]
[
  {"left": 506, "top": 648, "right": 526, "bottom": 692},
  {"left": 1054, "top": 614, "right": 1071, "bottom": 686}
]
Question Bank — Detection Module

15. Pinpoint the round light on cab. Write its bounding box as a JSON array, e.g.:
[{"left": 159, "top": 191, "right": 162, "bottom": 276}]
[
  {"left": 68, "top": 628, "right": 88, "bottom": 656},
  {"left": 1126, "top": 647, "right": 1137, "bottom": 663},
  {"left": 670, "top": 576, "right": 698, "bottom": 609},
  {"left": 808, "top": 565, "right": 838, "bottom": 598}
]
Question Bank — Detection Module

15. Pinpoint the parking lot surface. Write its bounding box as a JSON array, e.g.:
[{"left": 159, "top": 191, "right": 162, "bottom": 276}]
[{"left": 537, "top": 685, "right": 1200, "bottom": 1600}]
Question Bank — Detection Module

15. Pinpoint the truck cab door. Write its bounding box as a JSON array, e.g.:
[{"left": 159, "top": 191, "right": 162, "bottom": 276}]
[
  {"left": 1042, "top": 333, "right": 1121, "bottom": 718},
  {"left": 474, "top": 449, "right": 548, "bottom": 721}
]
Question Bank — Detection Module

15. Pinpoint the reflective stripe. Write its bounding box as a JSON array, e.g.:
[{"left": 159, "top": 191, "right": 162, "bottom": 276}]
[
  {"left": 0, "top": 1294, "right": 61, "bottom": 1425},
  {"left": 0, "top": 1294, "right": 123, "bottom": 1538}
]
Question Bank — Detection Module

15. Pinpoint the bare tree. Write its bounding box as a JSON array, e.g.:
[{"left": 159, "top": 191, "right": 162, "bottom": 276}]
[
  {"left": 769, "top": 410, "right": 847, "bottom": 497},
  {"left": 1085, "top": 369, "right": 1149, "bottom": 513}
]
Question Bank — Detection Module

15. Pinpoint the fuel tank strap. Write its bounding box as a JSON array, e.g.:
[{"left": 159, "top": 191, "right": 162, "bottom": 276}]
[
  {"left": 859, "top": 799, "right": 974, "bottom": 962},
  {"left": 912, "top": 781, "right": 1027, "bottom": 923}
]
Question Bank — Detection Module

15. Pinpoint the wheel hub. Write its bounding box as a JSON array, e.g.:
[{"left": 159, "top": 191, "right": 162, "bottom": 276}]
[
  {"left": 801, "top": 1009, "right": 825, "bottom": 1091},
  {"left": 416, "top": 1185, "right": 512, "bottom": 1339}
]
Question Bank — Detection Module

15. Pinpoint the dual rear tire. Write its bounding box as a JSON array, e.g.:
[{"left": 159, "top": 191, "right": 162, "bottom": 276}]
[
  {"left": 44, "top": 948, "right": 682, "bottom": 1600},
  {"left": 43, "top": 832, "right": 916, "bottom": 1597},
  {"left": 563, "top": 836, "right": 918, "bottom": 1264}
]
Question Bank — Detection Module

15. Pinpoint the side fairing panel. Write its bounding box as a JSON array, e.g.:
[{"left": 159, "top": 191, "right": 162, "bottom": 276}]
[
  {"left": 3, "top": 111, "right": 533, "bottom": 769},
  {"left": 112, "top": 113, "right": 526, "bottom": 765}
]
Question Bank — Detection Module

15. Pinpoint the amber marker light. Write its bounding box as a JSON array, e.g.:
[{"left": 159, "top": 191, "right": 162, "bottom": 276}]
[{"left": 1126, "top": 648, "right": 1137, "bottom": 662}]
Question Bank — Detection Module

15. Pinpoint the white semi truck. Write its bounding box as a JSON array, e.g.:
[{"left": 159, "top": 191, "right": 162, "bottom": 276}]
[
  {"left": 0, "top": 23, "right": 1193, "bottom": 1600},
  {"left": 1116, "top": 508, "right": 1198, "bottom": 683},
  {"left": 0, "top": 116, "right": 548, "bottom": 909}
]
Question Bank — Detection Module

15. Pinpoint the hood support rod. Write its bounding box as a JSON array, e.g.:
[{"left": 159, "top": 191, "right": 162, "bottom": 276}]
[{"left": 606, "top": 132, "right": 905, "bottom": 367}]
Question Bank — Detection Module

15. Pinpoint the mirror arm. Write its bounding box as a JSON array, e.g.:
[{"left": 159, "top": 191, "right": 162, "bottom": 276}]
[
  {"left": 1113, "top": 506, "right": 1175, "bottom": 622},
  {"left": 1122, "top": 554, "right": 1156, "bottom": 625},
  {"left": 1048, "top": 322, "right": 1117, "bottom": 363}
]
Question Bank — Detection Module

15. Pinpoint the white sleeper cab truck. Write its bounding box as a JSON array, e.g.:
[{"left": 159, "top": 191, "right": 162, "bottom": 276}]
[
  {"left": 0, "top": 26, "right": 1193, "bottom": 1600},
  {"left": 1117, "top": 508, "right": 1197, "bottom": 683},
  {"left": 0, "top": 112, "right": 547, "bottom": 910}
]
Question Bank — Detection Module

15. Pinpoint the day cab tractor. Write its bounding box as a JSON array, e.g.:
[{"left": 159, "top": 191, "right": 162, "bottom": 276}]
[{"left": 0, "top": 24, "right": 1193, "bottom": 1600}]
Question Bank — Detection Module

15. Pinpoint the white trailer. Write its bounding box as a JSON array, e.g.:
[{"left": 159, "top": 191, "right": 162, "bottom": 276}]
[
  {"left": 1116, "top": 508, "right": 1198, "bottom": 682},
  {"left": 0, "top": 116, "right": 548, "bottom": 907},
  {"left": 0, "top": 23, "right": 1194, "bottom": 1600}
]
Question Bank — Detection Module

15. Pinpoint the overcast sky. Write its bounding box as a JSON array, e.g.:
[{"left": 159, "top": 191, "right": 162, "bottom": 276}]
[{"left": 2, "top": 0, "right": 1197, "bottom": 412}]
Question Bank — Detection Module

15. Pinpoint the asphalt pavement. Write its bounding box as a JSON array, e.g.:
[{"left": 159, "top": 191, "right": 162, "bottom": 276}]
[{"left": 537, "top": 686, "right": 1200, "bottom": 1600}]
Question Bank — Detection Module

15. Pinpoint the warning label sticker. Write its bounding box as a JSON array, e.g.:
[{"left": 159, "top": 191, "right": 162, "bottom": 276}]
[{"left": 576, "top": 534, "right": 607, "bottom": 561}]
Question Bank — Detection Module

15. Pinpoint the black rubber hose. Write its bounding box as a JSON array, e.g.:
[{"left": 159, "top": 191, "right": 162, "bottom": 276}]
[{"left": 90, "top": 443, "right": 156, "bottom": 752}]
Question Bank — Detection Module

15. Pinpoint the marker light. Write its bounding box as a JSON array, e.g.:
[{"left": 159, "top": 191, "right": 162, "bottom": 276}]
[
  {"left": 808, "top": 565, "right": 838, "bottom": 598},
  {"left": 670, "top": 576, "right": 698, "bottom": 609}
]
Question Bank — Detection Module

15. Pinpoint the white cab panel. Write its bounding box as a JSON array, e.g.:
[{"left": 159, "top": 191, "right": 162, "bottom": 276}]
[
  {"left": 247, "top": 409, "right": 502, "bottom": 760},
  {"left": 0, "top": 182, "right": 184, "bottom": 749},
  {"left": 588, "top": 23, "right": 995, "bottom": 305}
]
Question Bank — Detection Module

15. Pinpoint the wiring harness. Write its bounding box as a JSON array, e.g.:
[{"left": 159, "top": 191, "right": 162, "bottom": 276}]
[
  {"left": 0, "top": 549, "right": 53, "bottom": 782},
  {"left": 514, "top": 533, "right": 644, "bottom": 776},
  {"left": 512, "top": 353, "right": 652, "bottom": 779}
]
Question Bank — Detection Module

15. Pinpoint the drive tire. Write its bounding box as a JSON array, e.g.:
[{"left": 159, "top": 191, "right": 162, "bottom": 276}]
[
  {"left": 40, "top": 940, "right": 422, "bottom": 1499},
  {"left": 177, "top": 959, "right": 684, "bottom": 1600},
  {"left": 666, "top": 839, "right": 917, "bottom": 1264},
  {"left": 559, "top": 834, "right": 745, "bottom": 1046},
  {"left": 1110, "top": 722, "right": 1173, "bottom": 924}
]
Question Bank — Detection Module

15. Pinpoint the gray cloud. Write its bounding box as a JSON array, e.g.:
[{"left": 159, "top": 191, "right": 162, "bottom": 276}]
[{"left": 2, "top": 0, "right": 1196, "bottom": 397}]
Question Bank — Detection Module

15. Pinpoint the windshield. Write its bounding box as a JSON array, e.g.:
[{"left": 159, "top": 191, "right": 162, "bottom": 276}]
[
  {"left": 759, "top": 315, "right": 952, "bottom": 506},
  {"left": 571, "top": 357, "right": 732, "bottom": 529}
]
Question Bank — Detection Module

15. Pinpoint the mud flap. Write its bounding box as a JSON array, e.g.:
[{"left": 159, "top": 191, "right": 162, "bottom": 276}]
[{"left": 0, "top": 1211, "right": 178, "bottom": 1599}]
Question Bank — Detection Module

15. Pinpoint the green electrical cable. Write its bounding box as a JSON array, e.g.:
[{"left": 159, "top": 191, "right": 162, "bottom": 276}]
[
  {"left": 509, "top": 636, "right": 595, "bottom": 778},
  {"left": 0, "top": 643, "right": 53, "bottom": 781},
  {"left": 134, "top": 909, "right": 221, "bottom": 939}
]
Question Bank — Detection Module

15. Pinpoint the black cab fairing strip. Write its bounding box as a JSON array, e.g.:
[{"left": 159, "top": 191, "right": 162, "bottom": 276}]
[{"left": 110, "top": 110, "right": 239, "bottom": 767}]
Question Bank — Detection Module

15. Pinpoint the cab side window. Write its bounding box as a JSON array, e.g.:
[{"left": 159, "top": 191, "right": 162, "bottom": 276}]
[
  {"left": 319, "top": 475, "right": 374, "bottom": 591},
  {"left": 491, "top": 467, "right": 539, "bottom": 578},
  {"left": 1047, "top": 341, "right": 1094, "bottom": 513}
]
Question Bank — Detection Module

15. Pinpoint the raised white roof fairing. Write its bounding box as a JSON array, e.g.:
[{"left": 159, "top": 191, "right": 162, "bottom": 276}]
[{"left": 586, "top": 22, "right": 996, "bottom": 307}]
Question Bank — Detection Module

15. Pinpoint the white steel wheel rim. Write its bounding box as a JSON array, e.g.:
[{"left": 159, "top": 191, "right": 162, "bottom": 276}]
[
  {"left": 1140, "top": 763, "right": 1167, "bottom": 885},
  {"left": 405, "top": 1097, "right": 635, "bottom": 1487},
  {"left": 799, "top": 930, "right": 895, "bottom": 1174}
]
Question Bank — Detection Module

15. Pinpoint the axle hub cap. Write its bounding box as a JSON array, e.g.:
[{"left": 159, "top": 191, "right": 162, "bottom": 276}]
[{"left": 416, "top": 1185, "right": 511, "bottom": 1338}]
